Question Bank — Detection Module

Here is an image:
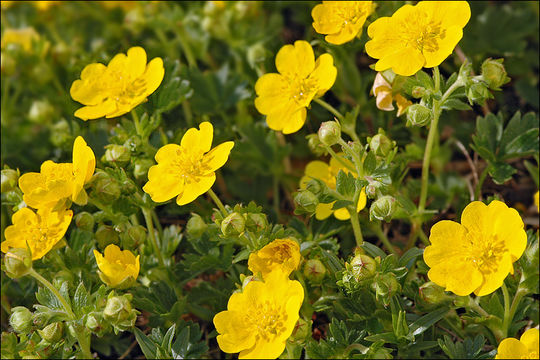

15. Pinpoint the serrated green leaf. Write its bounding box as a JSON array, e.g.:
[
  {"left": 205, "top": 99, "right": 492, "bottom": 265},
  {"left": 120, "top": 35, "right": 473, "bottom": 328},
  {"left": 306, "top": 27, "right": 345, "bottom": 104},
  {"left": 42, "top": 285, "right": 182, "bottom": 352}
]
[
  {"left": 134, "top": 327, "right": 158, "bottom": 360},
  {"left": 73, "top": 283, "right": 89, "bottom": 316},
  {"left": 363, "top": 151, "right": 376, "bottom": 175},
  {"left": 488, "top": 161, "right": 517, "bottom": 184},
  {"left": 336, "top": 170, "right": 356, "bottom": 197},
  {"left": 416, "top": 70, "right": 434, "bottom": 90}
]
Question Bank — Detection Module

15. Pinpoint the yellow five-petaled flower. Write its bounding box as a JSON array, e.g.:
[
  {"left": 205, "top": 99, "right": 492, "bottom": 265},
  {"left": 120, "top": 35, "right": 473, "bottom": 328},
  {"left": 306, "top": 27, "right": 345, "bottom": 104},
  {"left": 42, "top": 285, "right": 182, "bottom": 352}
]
[
  {"left": 1, "top": 207, "right": 73, "bottom": 260},
  {"left": 248, "top": 238, "right": 301, "bottom": 279},
  {"left": 496, "top": 328, "right": 539, "bottom": 359},
  {"left": 143, "top": 122, "right": 234, "bottom": 206},
  {"left": 300, "top": 154, "right": 366, "bottom": 220},
  {"left": 312, "top": 1, "right": 373, "bottom": 45},
  {"left": 70, "top": 46, "right": 164, "bottom": 120},
  {"left": 18, "top": 136, "right": 95, "bottom": 209},
  {"left": 423, "top": 200, "right": 527, "bottom": 296},
  {"left": 94, "top": 244, "right": 140, "bottom": 289},
  {"left": 213, "top": 270, "right": 304, "bottom": 359},
  {"left": 254, "top": 40, "right": 337, "bottom": 134},
  {"left": 365, "top": 1, "right": 471, "bottom": 76}
]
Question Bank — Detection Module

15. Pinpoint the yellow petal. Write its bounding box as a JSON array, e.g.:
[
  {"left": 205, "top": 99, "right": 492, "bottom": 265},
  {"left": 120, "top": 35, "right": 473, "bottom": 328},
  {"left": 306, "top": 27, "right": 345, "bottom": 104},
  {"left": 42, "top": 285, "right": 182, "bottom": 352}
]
[
  {"left": 460, "top": 201, "right": 488, "bottom": 236},
  {"left": 315, "top": 202, "right": 333, "bottom": 220},
  {"left": 423, "top": 27, "right": 463, "bottom": 68},
  {"left": 254, "top": 73, "right": 289, "bottom": 115},
  {"left": 334, "top": 207, "right": 350, "bottom": 220},
  {"left": 304, "top": 160, "right": 330, "bottom": 181},
  {"left": 238, "top": 338, "right": 286, "bottom": 360},
  {"left": 72, "top": 136, "right": 96, "bottom": 187},
  {"left": 428, "top": 260, "right": 482, "bottom": 296},
  {"left": 143, "top": 165, "right": 184, "bottom": 203},
  {"left": 474, "top": 252, "right": 513, "bottom": 296},
  {"left": 126, "top": 46, "right": 147, "bottom": 79},
  {"left": 487, "top": 200, "right": 527, "bottom": 261},
  {"left": 214, "top": 311, "right": 256, "bottom": 354},
  {"left": 141, "top": 57, "right": 165, "bottom": 97},
  {"left": 204, "top": 141, "right": 234, "bottom": 172},
  {"left": 154, "top": 144, "right": 181, "bottom": 163},
  {"left": 374, "top": 46, "right": 425, "bottom": 77},
  {"left": 417, "top": 1, "right": 471, "bottom": 29},
  {"left": 74, "top": 99, "right": 117, "bottom": 121},
  {"left": 265, "top": 103, "right": 306, "bottom": 134},
  {"left": 495, "top": 338, "right": 528, "bottom": 359},
  {"left": 311, "top": 53, "right": 337, "bottom": 97},
  {"left": 181, "top": 122, "right": 213, "bottom": 154},
  {"left": 426, "top": 220, "right": 466, "bottom": 247},
  {"left": 376, "top": 90, "right": 395, "bottom": 111},
  {"left": 311, "top": 4, "right": 342, "bottom": 35},
  {"left": 176, "top": 173, "right": 216, "bottom": 206},
  {"left": 325, "top": 21, "right": 362, "bottom": 45},
  {"left": 275, "top": 40, "right": 315, "bottom": 79},
  {"left": 520, "top": 328, "right": 539, "bottom": 354}
]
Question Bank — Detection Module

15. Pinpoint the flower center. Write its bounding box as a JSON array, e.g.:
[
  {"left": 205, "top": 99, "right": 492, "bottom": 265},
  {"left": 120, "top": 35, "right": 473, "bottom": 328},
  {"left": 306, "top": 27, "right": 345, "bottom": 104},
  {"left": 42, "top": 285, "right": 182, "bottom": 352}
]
[
  {"left": 335, "top": 5, "right": 366, "bottom": 28},
  {"left": 171, "top": 148, "right": 211, "bottom": 184},
  {"left": 466, "top": 233, "right": 506, "bottom": 274},
  {"left": 399, "top": 12, "right": 446, "bottom": 52},
  {"left": 104, "top": 70, "right": 147, "bottom": 104},
  {"left": 246, "top": 300, "right": 288, "bottom": 341},
  {"left": 289, "top": 77, "right": 318, "bottom": 106}
]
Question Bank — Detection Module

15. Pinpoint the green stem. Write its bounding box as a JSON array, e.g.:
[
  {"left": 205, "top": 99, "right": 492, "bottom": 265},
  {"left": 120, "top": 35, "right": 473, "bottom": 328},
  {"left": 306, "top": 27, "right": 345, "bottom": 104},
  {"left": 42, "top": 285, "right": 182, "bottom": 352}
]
[
  {"left": 348, "top": 206, "right": 364, "bottom": 247},
  {"left": 338, "top": 138, "right": 364, "bottom": 177},
  {"left": 475, "top": 167, "right": 489, "bottom": 200},
  {"left": 207, "top": 188, "right": 228, "bottom": 216},
  {"left": 132, "top": 110, "right": 143, "bottom": 137},
  {"left": 314, "top": 98, "right": 344, "bottom": 121},
  {"left": 142, "top": 208, "right": 165, "bottom": 267},
  {"left": 74, "top": 325, "right": 92, "bottom": 360},
  {"left": 343, "top": 344, "right": 369, "bottom": 357},
  {"left": 372, "top": 223, "right": 398, "bottom": 256},
  {"left": 175, "top": 28, "right": 196, "bottom": 68},
  {"left": 467, "top": 296, "right": 489, "bottom": 317},
  {"left": 502, "top": 285, "right": 527, "bottom": 338},
  {"left": 152, "top": 209, "right": 164, "bottom": 241},
  {"left": 272, "top": 176, "right": 280, "bottom": 221},
  {"left": 324, "top": 145, "right": 357, "bottom": 173},
  {"left": 182, "top": 101, "right": 194, "bottom": 128},
  {"left": 29, "top": 269, "right": 75, "bottom": 319}
]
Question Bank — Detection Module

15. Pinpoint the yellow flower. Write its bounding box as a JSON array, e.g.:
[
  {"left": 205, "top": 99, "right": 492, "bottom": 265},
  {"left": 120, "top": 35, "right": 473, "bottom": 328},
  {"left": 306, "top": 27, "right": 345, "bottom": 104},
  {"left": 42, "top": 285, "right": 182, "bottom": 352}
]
[
  {"left": 1, "top": 207, "right": 73, "bottom": 260},
  {"left": 254, "top": 40, "right": 337, "bottom": 134},
  {"left": 143, "top": 122, "right": 234, "bottom": 206},
  {"left": 300, "top": 154, "right": 366, "bottom": 220},
  {"left": 32, "top": 1, "right": 60, "bottom": 10},
  {"left": 94, "top": 244, "right": 140, "bottom": 289},
  {"left": 534, "top": 191, "right": 539, "bottom": 212},
  {"left": 213, "top": 270, "right": 304, "bottom": 359},
  {"left": 423, "top": 200, "right": 527, "bottom": 297},
  {"left": 18, "top": 136, "right": 96, "bottom": 209},
  {"left": 365, "top": 1, "right": 471, "bottom": 76},
  {"left": 372, "top": 72, "right": 411, "bottom": 116},
  {"left": 70, "top": 46, "right": 164, "bottom": 120},
  {"left": 311, "top": 1, "right": 373, "bottom": 45},
  {"left": 1, "top": 27, "right": 39, "bottom": 52},
  {"left": 248, "top": 238, "right": 301, "bottom": 278},
  {"left": 496, "top": 328, "right": 539, "bottom": 359}
]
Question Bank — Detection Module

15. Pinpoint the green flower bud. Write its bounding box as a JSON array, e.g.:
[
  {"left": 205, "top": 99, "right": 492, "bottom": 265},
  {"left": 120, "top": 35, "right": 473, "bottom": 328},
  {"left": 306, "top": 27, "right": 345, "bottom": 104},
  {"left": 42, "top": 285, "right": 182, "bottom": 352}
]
[
  {"left": 481, "top": 58, "right": 510, "bottom": 90},
  {"left": 418, "top": 281, "right": 453, "bottom": 307},
  {"left": 318, "top": 121, "right": 342, "bottom": 146},
  {"left": 350, "top": 254, "right": 377, "bottom": 282},
  {"left": 294, "top": 190, "right": 319, "bottom": 214},
  {"left": 186, "top": 213, "right": 208, "bottom": 239},
  {"left": 1, "top": 169, "right": 19, "bottom": 193},
  {"left": 306, "top": 134, "right": 327, "bottom": 156},
  {"left": 406, "top": 104, "right": 432, "bottom": 127},
  {"left": 50, "top": 119, "right": 74, "bottom": 149},
  {"left": 28, "top": 100, "right": 55, "bottom": 124},
  {"left": 372, "top": 273, "right": 401, "bottom": 306},
  {"left": 412, "top": 86, "right": 427, "bottom": 98},
  {"left": 289, "top": 318, "right": 311, "bottom": 344},
  {"left": 103, "top": 144, "right": 131, "bottom": 167},
  {"left": 245, "top": 213, "right": 268, "bottom": 233},
  {"left": 369, "top": 133, "right": 394, "bottom": 157},
  {"left": 133, "top": 159, "right": 154, "bottom": 181},
  {"left": 9, "top": 307, "right": 33, "bottom": 334},
  {"left": 95, "top": 224, "right": 120, "bottom": 250},
  {"left": 103, "top": 293, "right": 138, "bottom": 334},
  {"left": 122, "top": 225, "right": 146, "bottom": 249},
  {"left": 221, "top": 212, "right": 245, "bottom": 237},
  {"left": 305, "top": 179, "right": 323, "bottom": 196},
  {"left": 85, "top": 313, "right": 109, "bottom": 336},
  {"left": 75, "top": 211, "right": 94, "bottom": 231},
  {"left": 303, "top": 259, "right": 326, "bottom": 283},
  {"left": 247, "top": 42, "right": 266, "bottom": 69},
  {"left": 466, "top": 82, "right": 492, "bottom": 106},
  {"left": 370, "top": 196, "right": 397, "bottom": 222},
  {"left": 365, "top": 183, "right": 379, "bottom": 199},
  {"left": 38, "top": 322, "right": 63, "bottom": 343},
  {"left": 91, "top": 171, "right": 121, "bottom": 204},
  {"left": 4, "top": 247, "right": 32, "bottom": 279}
]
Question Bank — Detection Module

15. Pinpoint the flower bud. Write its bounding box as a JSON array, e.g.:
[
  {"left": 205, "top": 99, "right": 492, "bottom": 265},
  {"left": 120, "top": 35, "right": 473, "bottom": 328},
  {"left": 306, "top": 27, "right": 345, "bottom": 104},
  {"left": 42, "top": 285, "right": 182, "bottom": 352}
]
[
  {"left": 406, "top": 104, "right": 432, "bottom": 127},
  {"left": 289, "top": 318, "right": 311, "bottom": 344},
  {"left": 247, "top": 42, "right": 266, "bottom": 69},
  {"left": 9, "top": 307, "right": 33, "bottom": 334},
  {"left": 294, "top": 190, "right": 319, "bottom": 214},
  {"left": 221, "top": 212, "right": 245, "bottom": 237},
  {"left": 186, "top": 213, "right": 207, "bottom": 238},
  {"left": 306, "top": 134, "right": 327, "bottom": 156},
  {"left": 1, "top": 169, "right": 19, "bottom": 193},
  {"left": 4, "top": 247, "right": 32, "bottom": 279},
  {"left": 103, "top": 144, "right": 131, "bottom": 167},
  {"left": 365, "top": 183, "right": 379, "bottom": 199},
  {"left": 241, "top": 274, "right": 259, "bottom": 289},
  {"left": 481, "top": 58, "right": 509, "bottom": 90},
  {"left": 103, "top": 293, "right": 137, "bottom": 333},
  {"left": 122, "top": 225, "right": 146, "bottom": 249},
  {"left": 412, "top": 86, "right": 426, "bottom": 98},
  {"left": 369, "top": 133, "right": 393, "bottom": 157},
  {"left": 418, "top": 281, "right": 452, "bottom": 307},
  {"left": 466, "top": 82, "right": 492, "bottom": 105},
  {"left": 75, "top": 211, "right": 94, "bottom": 231},
  {"left": 372, "top": 273, "right": 401, "bottom": 306},
  {"left": 28, "top": 100, "right": 55, "bottom": 124},
  {"left": 303, "top": 259, "right": 326, "bottom": 283},
  {"left": 369, "top": 196, "right": 397, "bottom": 222},
  {"left": 38, "top": 322, "right": 63, "bottom": 343},
  {"left": 318, "top": 121, "right": 341, "bottom": 146},
  {"left": 350, "top": 254, "right": 377, "bottom": 282},
  {"left": 245, "top": 213, "right": 268, "bottom": 233},
  {"left": 95, "top": 224, "right": 120, "bottom": 250},
  {"left": 133, "top": 158, "right": 154, "bottom": 180},
  {"left": 305, "top": 179, "right": 323, "bottom": 196},
  {"left": 91, "top": 171, "right": 121, "bottom": 204},
  {"left": 85, "top": 313, "right": 109, "bottom": 336}
]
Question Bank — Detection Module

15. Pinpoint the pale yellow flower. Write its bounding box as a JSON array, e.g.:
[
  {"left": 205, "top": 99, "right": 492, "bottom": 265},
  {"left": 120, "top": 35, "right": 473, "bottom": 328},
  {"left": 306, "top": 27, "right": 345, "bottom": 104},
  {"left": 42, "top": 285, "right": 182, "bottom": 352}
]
[{"left": 372, "top": 72, "right": 411, "bottom": 116}]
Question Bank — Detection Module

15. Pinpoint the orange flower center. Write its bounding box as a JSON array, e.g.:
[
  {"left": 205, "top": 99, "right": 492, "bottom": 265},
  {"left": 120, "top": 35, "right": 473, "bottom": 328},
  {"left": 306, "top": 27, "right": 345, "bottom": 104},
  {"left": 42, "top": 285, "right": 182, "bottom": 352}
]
[
  {"left": 399, "top": 12, "right": 446, "bottom": 52},
  {"left": 246, "top": 300, "right": 288, "bottom": 341}
]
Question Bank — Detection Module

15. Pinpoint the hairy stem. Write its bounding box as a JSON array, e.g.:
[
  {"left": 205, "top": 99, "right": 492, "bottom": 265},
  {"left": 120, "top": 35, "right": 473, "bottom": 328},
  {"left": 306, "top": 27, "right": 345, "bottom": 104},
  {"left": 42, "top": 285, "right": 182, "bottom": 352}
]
[
  {"left": 142, "top": 208, "right": 166, "bottom": 267},
  {"left": 207, "top": 188, "right": 228, "bottom": 216}
]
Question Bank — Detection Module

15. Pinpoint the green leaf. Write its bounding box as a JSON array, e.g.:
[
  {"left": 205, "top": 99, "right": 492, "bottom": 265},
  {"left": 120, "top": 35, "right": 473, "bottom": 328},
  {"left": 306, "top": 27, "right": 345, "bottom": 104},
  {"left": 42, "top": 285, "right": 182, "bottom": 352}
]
[
  {"left": 171, "top": 323, "right": 208, "bottom": 359},
  {"left": 336, "top": 170, "right": 356, "bottom": 197},
  {"left": 499, "top": 112, "right": 539, "bottom": 159},
  {"left": 161, "top": 324, "right": 176, "bottom": 354},
  {"left": 73, "top": 283, "right": 89, "bottom": 316},
  {"left": 398, "top": 247, "right": 424, "bottom": 269},
  {"left": 409, "top": 307, "right": 449, "bottom": 336},
  {"left": 361, "top": 242, "right": 387, "bottom": 259},
  {"left": 438, "top": 334, "right": 487, "bottom": 359},
  {"left": 363, "top": 151, "right": 377, "bottom": 175},
  {"left": 488, "top": 161, "right": 517, "bottom": 184},
  {"left": 35, "top": 285, "right": 63, "bottom": 311},
  {"left": 416, "top": 70, "right": 434, "bottom": 90},
  {"left": 321, "top": 249, "right": 344, "bottom": 274},
  {"left": 441, "top": 98, "right": 472, "bottom": 111},
  {"left": 134, "top": 327, "right": 158, "bottom": 360}
]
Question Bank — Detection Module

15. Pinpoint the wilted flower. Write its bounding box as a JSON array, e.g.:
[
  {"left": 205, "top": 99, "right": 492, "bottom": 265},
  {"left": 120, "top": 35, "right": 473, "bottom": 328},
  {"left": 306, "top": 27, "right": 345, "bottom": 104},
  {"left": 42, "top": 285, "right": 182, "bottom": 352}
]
[
  {"left": 424, "top": 200, "right": 527, "bottom": 296},
  {"left": 300, "top": 154, "right": 366, "bottom": 220},
  {"left": 2, "top": 207, "right": 72, "bottom": 260},
  {"left": 312, "top": 1, "right": 372, "bottom": 45},
  {"left": 248, "top": 238, "right": 301, "bottom": 278},
  {"left": 372, "top": 72, "right": 411, "bottom": 116},
  {"left": 495, "top": 328, "right": 539, "bottom": 359},
  {"left": 254, "top": 40, "right": 337, "bottom": 134},
  {"left": 365, "top": 1, "right": 471, "bottom": 76},
  {"left": 18, "top": 136, "right": 95, "bottom": 208},
  {"left": 70, "top": 46, "right": 164, "bottom": 120},
  {"left": 143, "top": 122, "right": 234, "bottom": 206},
  {"left": 94, "top": 244, "right": 140, "bottom": 289},
  {"left": 213, "top": 270, "right": 304, "bottom": 359}
]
